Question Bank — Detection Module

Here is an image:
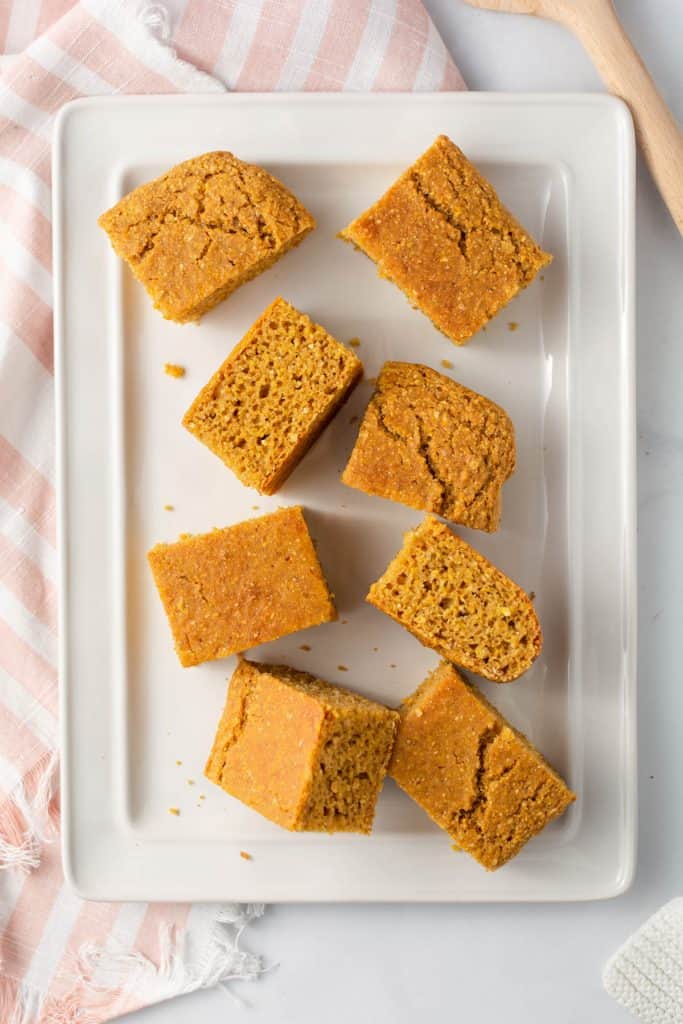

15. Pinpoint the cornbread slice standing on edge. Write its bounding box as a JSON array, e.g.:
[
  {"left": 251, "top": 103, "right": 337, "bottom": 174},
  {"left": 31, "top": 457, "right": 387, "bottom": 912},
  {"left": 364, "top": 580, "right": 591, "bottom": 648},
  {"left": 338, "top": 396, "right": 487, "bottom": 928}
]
[
  {"left": 147, "top": 507, "right": 335, "bottom": 668},
  {"left": 390, "top": 662, "right": 575, "bottom": 869},
  {"left": 342, "top": 362, "right": 515, "bottom": 532},
  {"left": 98, "top": 152, "right": 315, "bottom": 323},
  {"left": 339, "top": 135, "right": 551, "bottom": 345},
  {"left": 367, "top": 516, "right": 541, "bottom": 682},
  {"left": 183, "top": 297, "right": 363, "bottom": 495},
  {"left": 205, "top": 658, "right": 399, "bottom": 833}
]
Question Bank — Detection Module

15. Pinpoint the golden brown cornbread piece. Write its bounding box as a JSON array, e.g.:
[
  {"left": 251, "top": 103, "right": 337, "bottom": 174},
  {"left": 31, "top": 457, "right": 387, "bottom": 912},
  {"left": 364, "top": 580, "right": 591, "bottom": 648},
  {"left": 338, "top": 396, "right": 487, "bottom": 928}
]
[
  {"left": 183, "top": 297, "right": 363, "bottom": 495},
  {"left": 390, "top": 662, "right": 575, "bottom": 869},
  {"left": 342, "top": 362, "right": 515, "bottom": 531},
  {"left": 147, "top": 507, "right": 335, "bottom": 667},
  {"left": 367, "top": 516, "right": 541, "bottom": 682},
  {"left": 205, "top": 658, "right": 399, "bottom": 833},
  {"left": 98, "top": 152, "right": 315, "bottom": 322},
  {"left": 340, "top": 135, "right": 551, "bottom": 344}
]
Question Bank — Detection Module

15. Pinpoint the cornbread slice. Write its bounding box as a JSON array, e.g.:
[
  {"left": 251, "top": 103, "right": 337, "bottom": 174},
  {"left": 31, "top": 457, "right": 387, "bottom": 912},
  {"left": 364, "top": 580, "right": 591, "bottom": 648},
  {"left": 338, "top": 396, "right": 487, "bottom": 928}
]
[
  {"left": 183, "top": 298, "right": 363, "bottom": 494},
  {"left": 98, "top": 152, "right": 315, "bottom": 323},
  {"left": 205, "top": 658, "right": 399, "bottom": 833},
  {"left": 390, "top": 662, "right": 575, "bottom": 869},
  {"left": 367, "top": 516, "right": 541, "bottom": 682},
  {"left": 340, "top": 135, "right": 551, "bottom": 345},
  {"left": 147, "top": 507, "right": 335, "bottom": 667},
  {"left": 342, "top": 362, "right": 515, "bottom": 531}
]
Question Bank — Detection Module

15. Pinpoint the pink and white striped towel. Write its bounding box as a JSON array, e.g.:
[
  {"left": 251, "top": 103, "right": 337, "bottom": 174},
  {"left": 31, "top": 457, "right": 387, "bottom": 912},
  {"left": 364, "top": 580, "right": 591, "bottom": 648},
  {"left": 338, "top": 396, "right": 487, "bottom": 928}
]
[{"left": 0, "top": 1, "right": 464, "bottom": 1020}]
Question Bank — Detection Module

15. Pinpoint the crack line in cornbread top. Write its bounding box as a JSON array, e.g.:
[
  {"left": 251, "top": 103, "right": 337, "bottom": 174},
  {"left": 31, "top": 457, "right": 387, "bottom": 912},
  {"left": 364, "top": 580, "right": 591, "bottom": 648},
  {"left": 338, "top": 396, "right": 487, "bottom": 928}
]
[
  {"left": 389, "top": 662, "right": 575, "bottom": 869},
  {"left": 339, "top": 134, "right": 551, "bottom": 345},
  {"left": 98, "top": 151, "right": 315, "bottom": 322},
  {"left": 342, "top": 361, "right": 516, "bottom": 531}
]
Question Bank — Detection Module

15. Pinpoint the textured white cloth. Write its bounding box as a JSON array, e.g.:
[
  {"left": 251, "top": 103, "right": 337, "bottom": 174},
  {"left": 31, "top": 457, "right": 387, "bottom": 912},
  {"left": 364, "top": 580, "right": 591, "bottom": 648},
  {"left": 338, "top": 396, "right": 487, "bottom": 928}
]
[{"left": 604, "top": 899, "right": 683, "bottom": 1023}]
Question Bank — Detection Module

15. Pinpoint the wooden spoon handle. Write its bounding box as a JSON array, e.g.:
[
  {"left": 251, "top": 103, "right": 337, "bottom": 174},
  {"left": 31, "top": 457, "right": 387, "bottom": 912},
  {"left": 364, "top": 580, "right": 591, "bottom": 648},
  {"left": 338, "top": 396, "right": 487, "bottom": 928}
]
[{"left": 568, "top": 0, "right": 683, "bottom": 233}]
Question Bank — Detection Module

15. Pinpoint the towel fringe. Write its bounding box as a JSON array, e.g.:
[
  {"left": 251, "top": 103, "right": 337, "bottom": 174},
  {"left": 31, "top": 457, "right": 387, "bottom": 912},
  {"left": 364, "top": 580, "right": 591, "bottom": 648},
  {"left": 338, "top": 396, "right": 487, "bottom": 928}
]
[
  {"left": 136, "top": 2, "right": 171, "bottom": 43},
  {"left": 72, "top": 905, "right": 267, "bottom": 1006},
  {"left": 0, "top": 976, "right": 45, "bottom": 1024},
  {"left": 0, "top": 750, "right": 59, "bottom": 874},
  {"left": 0, "top": 905, "right": 267, "bottom": 1023},
  {"left": 2, "top": 974, "right": 116, "bottom": 1024}
]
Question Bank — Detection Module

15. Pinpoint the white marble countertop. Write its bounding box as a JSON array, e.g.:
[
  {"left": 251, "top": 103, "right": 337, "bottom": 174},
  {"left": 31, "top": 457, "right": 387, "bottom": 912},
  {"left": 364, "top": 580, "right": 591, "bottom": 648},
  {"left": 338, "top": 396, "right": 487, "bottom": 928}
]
[{"left": 120, "top": 2, "right": 683, "bottom": 1021}]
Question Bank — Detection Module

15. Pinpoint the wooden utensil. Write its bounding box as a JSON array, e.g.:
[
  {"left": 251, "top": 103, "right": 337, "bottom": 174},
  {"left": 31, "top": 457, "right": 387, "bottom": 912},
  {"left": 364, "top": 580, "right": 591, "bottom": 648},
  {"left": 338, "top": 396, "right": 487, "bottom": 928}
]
[{"left": 463, "top": 0, "right": 683, "bottom": 233}]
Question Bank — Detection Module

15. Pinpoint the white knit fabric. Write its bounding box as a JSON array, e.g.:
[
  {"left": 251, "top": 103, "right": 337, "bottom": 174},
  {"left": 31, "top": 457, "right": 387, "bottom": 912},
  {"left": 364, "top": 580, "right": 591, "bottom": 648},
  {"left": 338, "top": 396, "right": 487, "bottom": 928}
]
[{"left": 604, "top": 899, "right": 683, "bottom": 1023}]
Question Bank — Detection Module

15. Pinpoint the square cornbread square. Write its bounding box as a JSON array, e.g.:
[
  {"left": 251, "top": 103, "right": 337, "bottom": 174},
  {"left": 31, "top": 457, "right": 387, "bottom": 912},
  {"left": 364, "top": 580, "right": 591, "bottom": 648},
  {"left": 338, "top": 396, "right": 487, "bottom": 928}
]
[
  {"left": 390, "top": 662, "right": 575, "bottom": 869},
  {"left": 98, "top": 152, "right": 315, "bottom": 323},
  {"left": 205, "top": 658, "right": 399, "bottom": 833},
  {"left": 342, "top": 362, "right": 515, "bottom": 531},
  {"left": 183, "top": 297, "right": 363, "bottom": 495},
  {"left": 339, "top": 135, "right": 551, "bottom": 345},
  {"left": 147, "top": 507, "right": 335, "bottom": 667},
  {"left": 367, "top": 516, "right": 541, "bottom": 683}
]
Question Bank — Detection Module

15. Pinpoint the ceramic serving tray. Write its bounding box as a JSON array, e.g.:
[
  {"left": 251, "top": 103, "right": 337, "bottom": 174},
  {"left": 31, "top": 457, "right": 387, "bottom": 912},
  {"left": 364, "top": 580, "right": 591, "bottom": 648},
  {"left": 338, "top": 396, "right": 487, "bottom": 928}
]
[{"left": 54, "top": 93, "right": 636, "bottom": 901}]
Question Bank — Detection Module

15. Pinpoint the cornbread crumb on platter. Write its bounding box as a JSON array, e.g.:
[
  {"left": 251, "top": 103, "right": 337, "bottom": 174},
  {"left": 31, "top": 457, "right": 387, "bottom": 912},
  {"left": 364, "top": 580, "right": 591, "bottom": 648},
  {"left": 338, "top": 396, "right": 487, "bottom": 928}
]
[
  {"left": 342, "top": 361, "right": 516, "bottom": 532},
  {"left": 367, "top": 515, "right": 541, "bottom": 683},
  {"left": 147, "top": 506, "right": 336, "bottom": 667},
  {"left": 183, "top": 297, "right": 362, "bottom": 495},
  {"left": 164, "top": 363, "right": 186, "bottom": 378},
  {"left": 339, "top": 134, "right": 551, "bottom": 345},
  {"left": 98, "top": 151, "right": 315, "bottom": 323},
  {"left": 205, "top": 659, "right": 398, "bottom": 833},
  {"left": 390, "top": 662, "right": 575, "bottom": 870}
]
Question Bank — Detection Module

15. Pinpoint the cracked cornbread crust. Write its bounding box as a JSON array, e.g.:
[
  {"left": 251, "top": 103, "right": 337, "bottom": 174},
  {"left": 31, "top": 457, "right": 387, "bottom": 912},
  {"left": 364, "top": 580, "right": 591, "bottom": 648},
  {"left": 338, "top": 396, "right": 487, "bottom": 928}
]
[
  {"left": 205, "top": 658, "right": 399, "bottom": 832},
  {"left": 389, "top": 662, "right": 575, "bottom": 869},
  {"left": 98, "top": 151, "right": 315, "bottom": 323},
  {"left": 367, "top": 516, "right": 541, "bottom": 682},
  {"left": 183, "top": 297, "right": 363, "bottom": 495},
  {"left": 339, "top": 135, "right": 551, "bottom": 345},
  {"left": 147, "top": 507, "right": 336, "bottom": 667},
  {"left": 342, "top": 362, "right": 515, "bottom": 531}
]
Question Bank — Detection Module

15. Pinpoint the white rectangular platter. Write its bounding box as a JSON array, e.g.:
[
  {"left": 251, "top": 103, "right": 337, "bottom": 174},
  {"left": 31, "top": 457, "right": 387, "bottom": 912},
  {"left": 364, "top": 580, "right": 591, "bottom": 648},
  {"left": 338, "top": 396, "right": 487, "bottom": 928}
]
[{"left": 54, "top": 93, "right": 636, "bottom": 902}]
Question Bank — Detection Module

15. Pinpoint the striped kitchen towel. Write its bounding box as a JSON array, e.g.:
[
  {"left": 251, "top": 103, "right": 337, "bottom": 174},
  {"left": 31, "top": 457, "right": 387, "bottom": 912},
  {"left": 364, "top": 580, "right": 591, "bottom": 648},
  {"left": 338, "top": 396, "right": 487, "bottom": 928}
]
[{"left": 0, "top": 1, "right": 465, "bottom": 1021}]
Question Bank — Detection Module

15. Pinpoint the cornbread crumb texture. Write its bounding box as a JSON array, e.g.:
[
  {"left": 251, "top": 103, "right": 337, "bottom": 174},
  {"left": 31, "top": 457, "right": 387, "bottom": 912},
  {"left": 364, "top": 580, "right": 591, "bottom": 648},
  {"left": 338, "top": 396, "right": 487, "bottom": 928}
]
[
  {"left": 147, "top": 506, "right": 336, "bottom": 667},
  {"left": 390, "top": 662, "right": 575, "bottom": 869},
  {"left": 340, "top": 135, "right": 551, "bottom": 344},
  {"left": 98, "top": 151, "right": 315, "bottom": 323},
  {"left": 164, "top": 363, "right": 185, "bottom": 378},
  {"left": 367, "top": 515, "right": 541, "bottom": 682},
  {"left": 183, "top": 297, "right": 362, "bottom": 495},
  {"left": 342, "top": 362, "right": 515, "bottom": 532},
  {"left": 205, "top": 658, "right": 398, "bottom": 833}
]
